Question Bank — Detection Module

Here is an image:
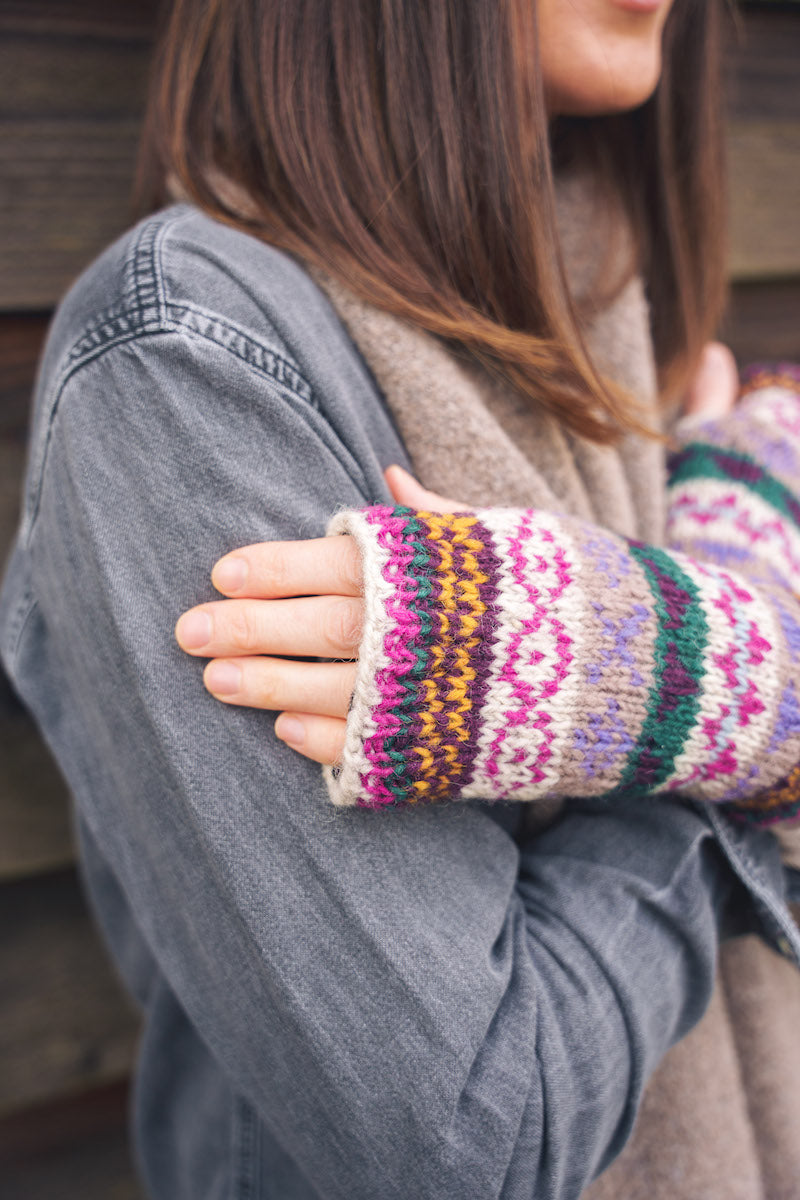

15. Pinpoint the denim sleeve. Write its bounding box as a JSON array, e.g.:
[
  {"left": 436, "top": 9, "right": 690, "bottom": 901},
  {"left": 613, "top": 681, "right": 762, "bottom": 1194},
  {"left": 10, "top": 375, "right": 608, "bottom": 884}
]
[{"left": 13, "top": 331, "right": 756, "bottom": 1200}]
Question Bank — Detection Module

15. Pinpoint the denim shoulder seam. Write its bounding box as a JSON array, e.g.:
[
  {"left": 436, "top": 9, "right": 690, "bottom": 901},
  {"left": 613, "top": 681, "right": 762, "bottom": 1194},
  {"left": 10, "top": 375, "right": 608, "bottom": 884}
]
[
  {"left": 23, "top": 211, "right": 324, "bottom": 544},
  {"left": 67, "top": 209, "right": 313, "bottom": 406}
]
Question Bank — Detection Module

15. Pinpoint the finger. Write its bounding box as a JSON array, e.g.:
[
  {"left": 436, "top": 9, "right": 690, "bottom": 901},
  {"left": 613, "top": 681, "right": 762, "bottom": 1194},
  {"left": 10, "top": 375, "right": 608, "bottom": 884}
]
[
  {"left": 384, "top": 463, "right": 471, "bottom": 513},
  {"left": 203, "top": 656, "right": 356, "bottom": 718},
  {"left": 682, "top": 342, "right": 739, "bottom": 420},
  {"left": 211, "top": 535, "right": 362, "bottom": 599},
  {"left": 274, "top": 712, "right": 346, "bottom": 766},
  {"left": 175, "top": 595, "right": 363, "bottom": 659}
]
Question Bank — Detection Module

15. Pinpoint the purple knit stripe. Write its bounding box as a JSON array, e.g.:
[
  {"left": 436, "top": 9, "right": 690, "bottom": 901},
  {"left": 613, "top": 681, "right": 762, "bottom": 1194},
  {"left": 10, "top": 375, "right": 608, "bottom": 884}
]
[
  {"left": 407, "top": 515, "right": 502, "bottom": 801},
  {"left": 410, "top": 512, "right": 464, "bottom": 800},
  {"left": 740, "top": 363, "right": 800, "bottom": 392},
  {"left": 457, "top": 523, "right": 503, "bottom": 793}
]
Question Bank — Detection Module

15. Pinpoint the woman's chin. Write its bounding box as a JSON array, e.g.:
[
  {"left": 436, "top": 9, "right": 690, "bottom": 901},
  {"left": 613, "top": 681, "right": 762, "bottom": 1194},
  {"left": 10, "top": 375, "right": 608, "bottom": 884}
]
[{"left": 545, "top": 53, "right": 664, "bottom": 116}]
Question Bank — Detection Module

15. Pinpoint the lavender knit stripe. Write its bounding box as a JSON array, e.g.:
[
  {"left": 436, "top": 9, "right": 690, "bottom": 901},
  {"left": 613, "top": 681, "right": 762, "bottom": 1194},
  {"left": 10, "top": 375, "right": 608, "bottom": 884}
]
[
  {"left": 597, "top": 543, "right": 707, "bottom": 799},
  {"left": 567, "top": 527, "right": 655, "bottom": 794}
]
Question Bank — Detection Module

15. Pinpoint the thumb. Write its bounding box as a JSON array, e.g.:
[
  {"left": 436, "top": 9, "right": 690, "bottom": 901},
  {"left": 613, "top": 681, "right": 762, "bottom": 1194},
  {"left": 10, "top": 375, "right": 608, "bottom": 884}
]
[
  {"left": 384, "top": 464, "right": 471, "bottom": 513},
  {"left": 682, "top": 342, "right": 739, "bottom": 421}
]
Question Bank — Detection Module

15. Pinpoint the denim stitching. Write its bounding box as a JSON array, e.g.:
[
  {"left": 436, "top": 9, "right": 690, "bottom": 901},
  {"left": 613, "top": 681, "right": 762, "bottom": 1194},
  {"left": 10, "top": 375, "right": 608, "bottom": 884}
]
[
  {"left": 705, "top": 804, "right": 800, "bottom": 964},
  {"left": 21, "top": 208, "right": 324, "bottom": 543},
  {"left": 167, "top": 303, "right": 315, "bottom": 405},
  {"left": 1, "top": 589, "right": 35, "bottom": 667},
  {"left": 232, "top": 1097, "right": 259, "bottom": 1200}
]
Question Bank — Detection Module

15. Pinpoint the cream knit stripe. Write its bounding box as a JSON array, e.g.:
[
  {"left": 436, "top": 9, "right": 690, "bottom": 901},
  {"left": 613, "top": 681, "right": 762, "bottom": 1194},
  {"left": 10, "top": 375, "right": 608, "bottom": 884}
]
[
  {"left": 460, "top": 508, "right": 549, "bottom": 797},
  {"left": 733, "top": 587, "right": 800, "bottom": 803},
  {"left": 749, "top": 385, "right": 800, "bottom": 442},
  {"left": 659, "top": 558, "right": 783, "bottom": 800},
  {"left": 733, "top": 591, "right": 800, "bottom": 799},
  {"left": 666, "top": 478, "right": 800, "bottom": 592},
  {"left": 323, "top": 510, "right": 394, "bottom": 807},
  {"left": 461, "top": 508, "right": 579, "bottom": 799},
  {"left": 522, "top": 513, "right": 589, "bottom": 797}
]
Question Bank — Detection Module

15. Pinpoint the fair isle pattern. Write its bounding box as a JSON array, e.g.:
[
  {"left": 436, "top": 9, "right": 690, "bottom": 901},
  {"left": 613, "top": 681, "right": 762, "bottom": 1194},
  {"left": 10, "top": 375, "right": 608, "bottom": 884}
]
[
  {"left": 665, "top": 370, "right": 800, "bottom": 823},
  {"left": 659, "top": 560, "right": 783, "bottom": 802},
  {"left": 326, "top": 513, "right": 800, "bottom": 814},
  {"left": 739, "top": 363, "right": 800, "bottom": 398},
  {"left": 461, "top": 508, "right": 583, "bottom": 800},
  {"left": 563, "top": 527, "right": 656, "bottom": 794},
  {"left": 666, "top": 479, "right": 800, "bottom": 592},
  {"left": 324, "top": 374, "right": 800, "bottom": 822}
]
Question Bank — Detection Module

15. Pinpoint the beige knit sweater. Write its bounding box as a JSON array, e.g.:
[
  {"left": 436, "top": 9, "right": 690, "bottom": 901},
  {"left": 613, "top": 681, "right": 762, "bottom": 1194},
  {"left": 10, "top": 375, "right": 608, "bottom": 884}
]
[{"left": 313, "top": 172, "right": 800, "bottom": 1198}]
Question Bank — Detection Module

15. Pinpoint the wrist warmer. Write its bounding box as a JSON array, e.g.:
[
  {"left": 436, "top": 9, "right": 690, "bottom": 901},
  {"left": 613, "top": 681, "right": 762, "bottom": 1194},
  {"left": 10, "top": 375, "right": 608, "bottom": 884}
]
[{"left": 325, "top": 369, "right": 800, "bottom": 822}]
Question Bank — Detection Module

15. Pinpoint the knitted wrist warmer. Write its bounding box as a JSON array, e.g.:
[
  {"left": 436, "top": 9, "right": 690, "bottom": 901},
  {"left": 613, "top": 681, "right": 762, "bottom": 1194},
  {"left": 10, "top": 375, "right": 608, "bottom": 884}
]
[
  {"left": 666, "top": 365, "right": 800, "bottom": 825},
  {"left": 325, "top": 368, "right": 800, "bottom": 823}
]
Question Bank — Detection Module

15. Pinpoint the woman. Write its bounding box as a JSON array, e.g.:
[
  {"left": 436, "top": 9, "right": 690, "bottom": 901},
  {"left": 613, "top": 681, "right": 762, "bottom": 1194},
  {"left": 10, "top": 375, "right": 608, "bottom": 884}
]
[{"left": 2, "top": 1, "right": 800, "bottom": 1197}]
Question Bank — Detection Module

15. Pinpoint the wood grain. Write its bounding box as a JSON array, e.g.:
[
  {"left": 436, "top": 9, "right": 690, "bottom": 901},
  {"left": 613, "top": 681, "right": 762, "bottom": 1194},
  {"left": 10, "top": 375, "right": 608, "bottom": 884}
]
[
  {"left": 0, "top": 7, "right": 798, "bottom": 309},
  {"left": 0, "top": 665, "right": 74, "bottom": 882},
  {"left": 0, "top": 33, "right": 151, "bottom": 119},
  {"left": 0, "top": 119, "right": 143, "bottom": 311},
  {"left": 727, "top": 9, "right": 800, "bottom": 122},
  {"left": 0, "top": 318, "right": 76, "bottom": 882},
  {"left": 0, "top": 0, "right": 159, "bottom": 40},
  {"left": 0, "top": 313, "right": 49, "bottom": 435},
  {"left": 0, "top": 868, "right": 139, "bottom": 1116},
  {"left": 0, "top": 1080, "right": 142, "bottom": 1200},
  {"left": 727, "top": 121, "right": 800, "bottom": 280},
  {"left": 726, "top": 279, "right": 800, "bottom": 364}
]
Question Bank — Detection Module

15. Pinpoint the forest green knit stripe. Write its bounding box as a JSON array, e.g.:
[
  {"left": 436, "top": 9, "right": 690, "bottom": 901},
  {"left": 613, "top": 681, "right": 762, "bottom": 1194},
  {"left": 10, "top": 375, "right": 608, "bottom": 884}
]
[
  {"left": 668, "top": 443, "right": 800, "bottom": 531},
  {"left": 602, "top": 544, "right": 708, "bottom": 798}
]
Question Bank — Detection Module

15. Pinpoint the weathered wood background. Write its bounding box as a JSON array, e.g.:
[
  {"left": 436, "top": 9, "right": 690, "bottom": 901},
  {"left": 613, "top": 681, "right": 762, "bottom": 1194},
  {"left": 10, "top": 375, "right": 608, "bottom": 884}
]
[{"left": 0, "top": 1, "right": 798, "bottom": 1195}]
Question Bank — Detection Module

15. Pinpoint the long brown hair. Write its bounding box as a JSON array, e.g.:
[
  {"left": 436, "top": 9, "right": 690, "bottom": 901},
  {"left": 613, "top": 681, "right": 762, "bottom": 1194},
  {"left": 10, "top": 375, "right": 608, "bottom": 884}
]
[{"left": 136, "top": 0, "right": 727, "bottom": 444}]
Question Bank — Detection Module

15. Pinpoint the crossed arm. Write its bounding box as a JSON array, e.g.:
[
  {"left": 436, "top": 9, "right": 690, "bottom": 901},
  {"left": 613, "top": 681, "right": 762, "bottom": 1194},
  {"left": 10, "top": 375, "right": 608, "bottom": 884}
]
[
  {"left": 15, "top": 328, "right": 773, "bottom": 1197},
  {"left": 176, "top": 358, "right": 800, "bottom": 826}
]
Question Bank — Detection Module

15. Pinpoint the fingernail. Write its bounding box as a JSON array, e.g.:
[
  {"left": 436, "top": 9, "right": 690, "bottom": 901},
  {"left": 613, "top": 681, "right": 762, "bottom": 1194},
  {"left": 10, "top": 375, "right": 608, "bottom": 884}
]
[
  {"left": 275, "top": 714, "right": 306, "bottom": 747},
  {"left": 213, "top": 556, "right": 248, "bottom": 593},
  {"left": 176, "top": 610, "right": 212, "bottom": 650},
  {"left": 205, "top": 661, "right": 241, "bottom": 696}
]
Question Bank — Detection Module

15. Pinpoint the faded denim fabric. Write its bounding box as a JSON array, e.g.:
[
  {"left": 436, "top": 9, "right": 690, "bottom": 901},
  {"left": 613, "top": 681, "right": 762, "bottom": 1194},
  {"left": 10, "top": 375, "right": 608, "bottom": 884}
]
[{"left": 2, "top": 206, "right": 798, "bottom": 1200}]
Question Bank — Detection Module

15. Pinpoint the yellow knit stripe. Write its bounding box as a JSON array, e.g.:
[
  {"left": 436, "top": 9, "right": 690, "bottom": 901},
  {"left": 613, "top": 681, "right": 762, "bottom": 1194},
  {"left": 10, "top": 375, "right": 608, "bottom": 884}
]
[
  {"left": 410, "top": 514, "right": 460, "bottom": 795},
  {"left": 733, "top": 762, "right": 800, "bottom": 815},
  {"left": 411, "top": 514, "right": 487, "bottom": 800}
]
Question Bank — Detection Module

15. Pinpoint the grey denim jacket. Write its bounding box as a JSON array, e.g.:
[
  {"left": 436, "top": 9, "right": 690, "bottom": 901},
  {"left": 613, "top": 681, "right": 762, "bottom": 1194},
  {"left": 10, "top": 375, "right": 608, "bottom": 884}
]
[{"left": 2, "top": 206, "right": 799, "bottom": 1200}]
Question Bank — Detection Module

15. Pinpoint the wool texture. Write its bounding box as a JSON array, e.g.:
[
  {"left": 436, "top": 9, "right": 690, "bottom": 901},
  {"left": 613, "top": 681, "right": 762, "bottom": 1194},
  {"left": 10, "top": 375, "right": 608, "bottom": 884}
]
[{"left": 325, "top": 370, "right": 800, "bottom": 822}]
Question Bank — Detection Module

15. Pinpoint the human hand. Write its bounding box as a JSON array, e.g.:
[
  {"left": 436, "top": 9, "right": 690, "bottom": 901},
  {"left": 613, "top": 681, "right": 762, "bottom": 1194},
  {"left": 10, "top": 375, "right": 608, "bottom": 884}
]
[
  {"left": 679, "top": 341, "right": 739, "bottom": 422},
  {"left": 175, "top": 341, "right": 738, "bottom": 767},
  {"left": 174, "top": 466, "right": 465, "bottom": 765}
]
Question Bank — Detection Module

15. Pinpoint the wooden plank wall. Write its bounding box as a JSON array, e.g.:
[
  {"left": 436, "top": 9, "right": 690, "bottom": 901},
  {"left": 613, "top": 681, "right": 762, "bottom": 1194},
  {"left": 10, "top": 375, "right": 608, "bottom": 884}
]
[{"left": 0, "top": 2, "right": 798, "bottom": 1196}]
